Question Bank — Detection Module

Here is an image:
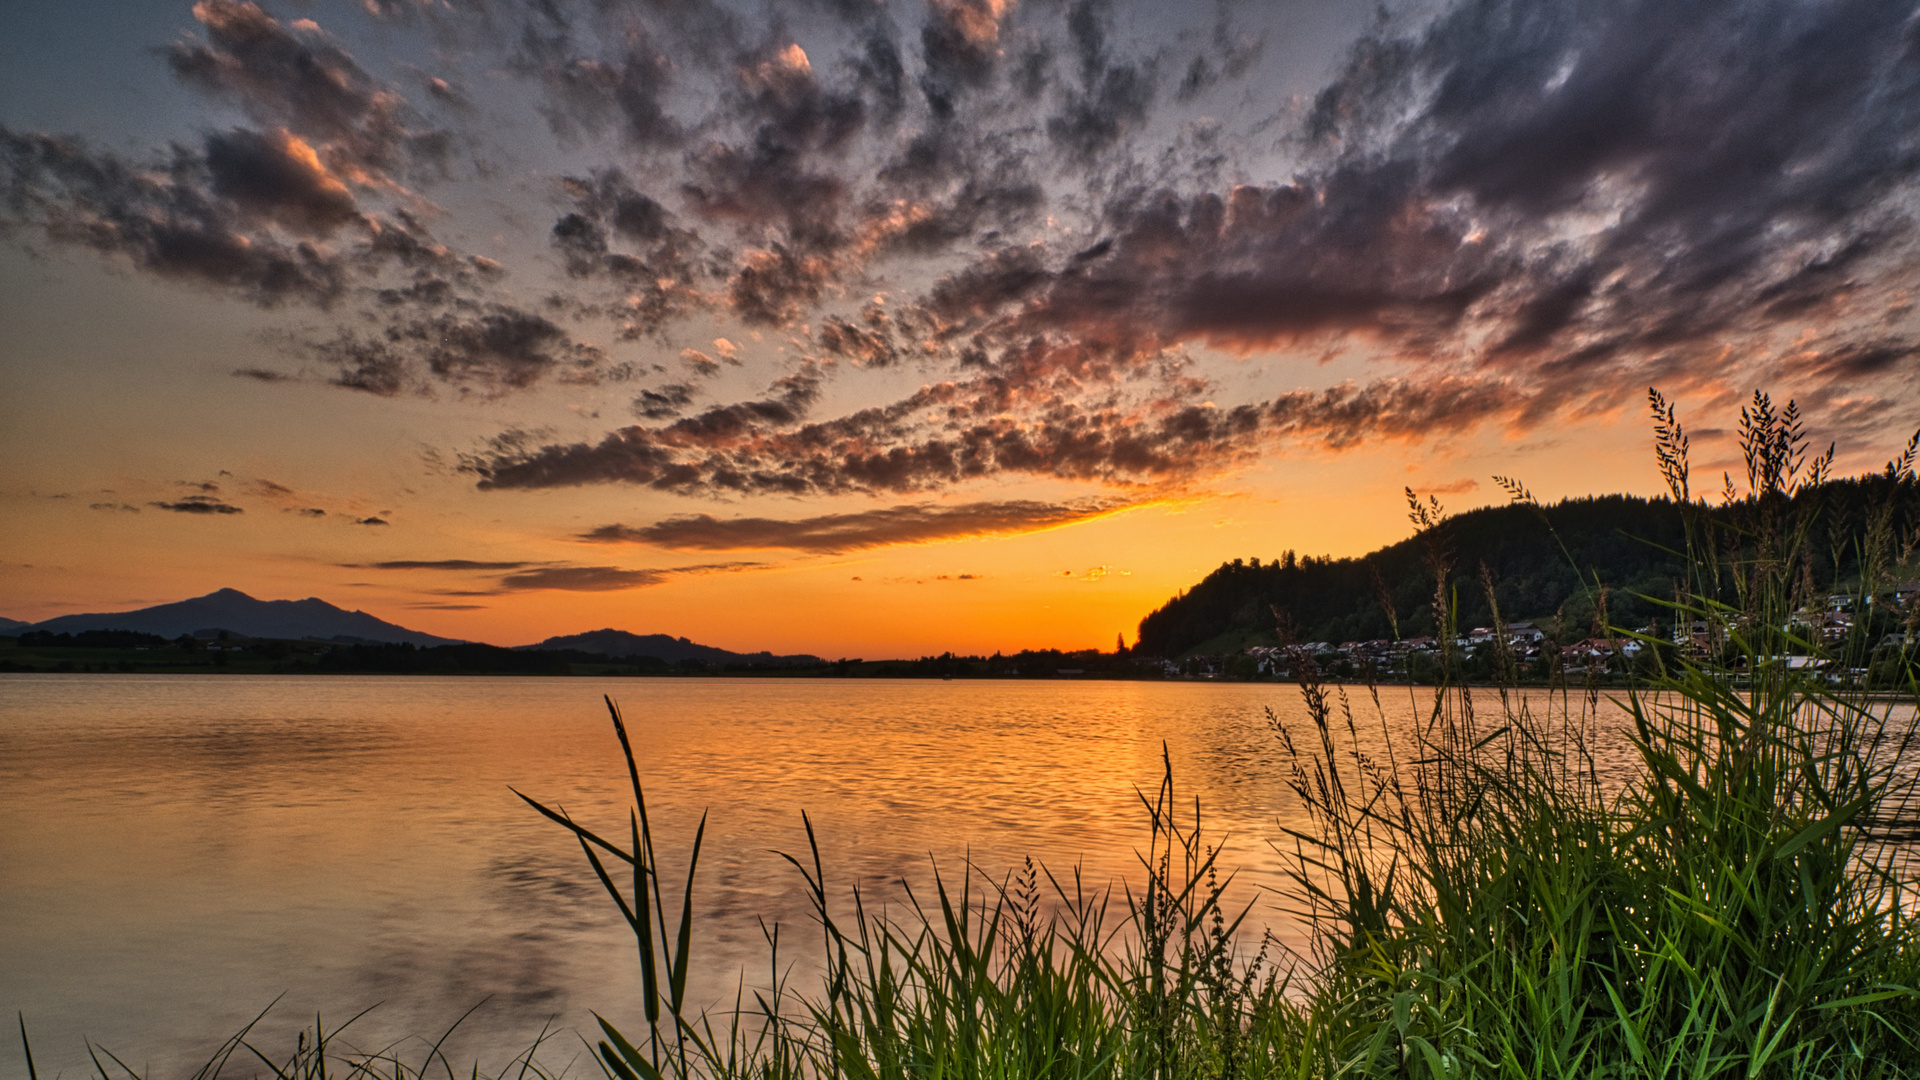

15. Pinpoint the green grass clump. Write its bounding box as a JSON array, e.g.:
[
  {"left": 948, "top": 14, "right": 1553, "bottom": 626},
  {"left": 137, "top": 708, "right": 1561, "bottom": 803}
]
[
  {"left": 1279, "top": 661, "right": 1920, "bottom": 1078},
  {"left": 1271, "top": 393, "right": 1920, "bottom": 1077}
]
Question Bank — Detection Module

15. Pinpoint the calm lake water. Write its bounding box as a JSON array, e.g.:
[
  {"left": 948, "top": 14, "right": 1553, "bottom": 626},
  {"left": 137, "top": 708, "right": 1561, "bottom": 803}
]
[{"left": 0, "top": 675, "right": 1657, "bottom": 1076}]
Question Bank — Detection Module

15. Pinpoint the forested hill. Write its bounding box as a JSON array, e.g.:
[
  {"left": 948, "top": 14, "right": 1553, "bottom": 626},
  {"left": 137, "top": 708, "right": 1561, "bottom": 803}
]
[{"left": 1134, "top": 477, "right": 1920, "bottom": 659}]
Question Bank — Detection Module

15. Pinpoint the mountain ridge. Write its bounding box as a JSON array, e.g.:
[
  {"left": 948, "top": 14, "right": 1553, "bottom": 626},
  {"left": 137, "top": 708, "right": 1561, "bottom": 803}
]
[
  {"left": 25, "top": 588, "right": 465, "bottom": 647},
  {"left": 11, "top": 590, "right": 822, "bottom": 663},
  {"left": 518, "top": 627, "right": 824, "bottom": 666}
]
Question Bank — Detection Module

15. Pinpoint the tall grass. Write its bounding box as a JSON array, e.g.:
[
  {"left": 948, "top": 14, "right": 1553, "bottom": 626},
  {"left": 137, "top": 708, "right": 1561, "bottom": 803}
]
[
  {"left": 17, "top": 1000, "right": 570, "bottom": 1080},
  {"left": 519, "top": 707, "right": 1311, "bottom": 1080}
]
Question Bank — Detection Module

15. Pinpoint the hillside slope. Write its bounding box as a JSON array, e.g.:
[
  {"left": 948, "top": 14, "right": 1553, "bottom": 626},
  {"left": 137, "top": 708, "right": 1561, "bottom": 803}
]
[{"left": 1136, "top": 477, "right": 1919, "bottom": 658}]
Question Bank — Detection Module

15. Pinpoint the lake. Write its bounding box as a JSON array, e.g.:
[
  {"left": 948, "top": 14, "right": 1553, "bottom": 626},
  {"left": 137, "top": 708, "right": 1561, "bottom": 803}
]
[{"left": 2, "top": 675, "right": 1637, "bottom": 1077}]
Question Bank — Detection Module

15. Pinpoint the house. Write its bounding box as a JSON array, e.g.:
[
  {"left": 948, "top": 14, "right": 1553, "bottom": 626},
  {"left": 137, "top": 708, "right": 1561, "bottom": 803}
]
[{"left": 1505, "top": 621, "right": 1545, "bottom": 644}]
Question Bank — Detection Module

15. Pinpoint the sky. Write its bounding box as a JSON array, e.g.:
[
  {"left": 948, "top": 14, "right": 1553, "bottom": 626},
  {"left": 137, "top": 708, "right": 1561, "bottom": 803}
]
[{"left": 3, "top": 0, "right": 1919, "bottom": 655}]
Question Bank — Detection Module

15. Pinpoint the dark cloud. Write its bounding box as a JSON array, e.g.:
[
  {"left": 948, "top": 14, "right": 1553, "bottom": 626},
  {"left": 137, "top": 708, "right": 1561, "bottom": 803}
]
[
  {"left": 4, "top": 5, "right": 602, "bottom": 397},
  {"left": 202, "top": 127, "right": 360, "bottom": 236},
  {"left": 918, "top": 0, "right": 1012, "bottom": 118},
  {"left": 513, "top": 19, "right": 688, "bottom": 149},
  {"left": 1266, "top": 0, "right": 1920, "bottom": 390},
  {"left": 1263, "top": 376, "right": 1516, "bottom": 450},
  {"left": 408, "top": 305, "right": 603, "bottom": 388},
  {"left": 312, "top": 302, "right": 609, "bottom": 395},
  {"left": 725, "top": 243, "right": 836, "bottom": 325},
  {"left": 90, "top": 502, "right": 141, "bottom": 513},
  {"left": 14, "top": 0, "right": 1919, "bottom": 497},
  {"left": 466, "top": 392, "right": 1190, "bottom": 495},
  {"left": 584, "top": 498, "right": 1130, "bottom": 552},
  {"left": 1784, "top": 339, "right": 1920, "bottom": 382},
  {"left": 852, "top": 28, "right": 908, "bottom": 124},
  {"left": 315, "top": 332, "right": 411, "bottom": 395},
  {"left": 357, "top": 559, "right": 535, "bottom": 570},
  {"left": 924, "top": 244, "right": 1056, "bottom": 328},
  {"left": 1176, "top": 14, "right": 1264, "bottom": 103},
  {"left": 466, "top": 365, "right": 1521, "bottom": 497},
  {"left": 234, "top": 366, "right": 295, "bottom": 382},
  {"left": 549, "top": 169, "right": 709, "bottom": 336},
  {"left": 1, "top": 127, "right": 352, "bottom": 307},
  {"left": 151, "top": 495, "right": 244, "bottom": 514},
  {"left": 167, "top": 0, "right": 441, "bottom": 183},
  {"left": 356, "top": 516, "right": 389, "bottom": 525},
  {"left": 347, "top": 554, "right": 755, "bottom": 593},
  {"left": 496, "top": 565, "right": 668, "bottom": 591},
  {"left": 0, "top": 122, "right": 504, "bottom": 330},
  {"left": 1044, "top": 0, "right": 1155, "bottom": 162},
  {"left": 815, "top": 306, "right": 901, "bottom": 367},
  {"left": 634, "top": 383, "right": 697, "bottom": 419}
]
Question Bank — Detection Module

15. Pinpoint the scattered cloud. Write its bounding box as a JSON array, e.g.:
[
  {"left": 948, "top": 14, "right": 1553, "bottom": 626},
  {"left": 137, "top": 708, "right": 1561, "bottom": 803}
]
[
  {"left": 150, "top": 495, "right": 244, "bottom": 514},
  {"left": 584, "top": 498, "right": 1132, "bottom": 552},
  {"left": 5, "top": 0, "right": 1918, "bottom": 518},
  {"left": 1413, "top": 478, "right": 1482, "bottom": 496},
  {"left": 496, "top": 565, "right": 670, "bottom": 592},
  {"left": 490, "top": 560, "right": 756, "bottom": 592},
  {"left": 887, "top": 571, "right": 986, "bottom": 585},
  {"left": 345, "top": 555, "right": 759, "bottom": 594},
  {"left": 165, "top": 0, "right": 444, "bottom": 189},
  {"left": 354, "top": 559, "right": 536, "bottom": 571}
]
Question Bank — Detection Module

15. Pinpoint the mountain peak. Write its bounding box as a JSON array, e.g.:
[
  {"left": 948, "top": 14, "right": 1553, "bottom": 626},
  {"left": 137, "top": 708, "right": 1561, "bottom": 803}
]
[{"left": 26, "top": 588, "right": 461, "bottom": 646}]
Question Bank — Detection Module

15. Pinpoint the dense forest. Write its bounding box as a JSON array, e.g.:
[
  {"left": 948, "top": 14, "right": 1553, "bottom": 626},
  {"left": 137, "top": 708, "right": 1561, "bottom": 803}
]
[{"left": 1135, "top": 475, "right": 1920, "bottom": 659}]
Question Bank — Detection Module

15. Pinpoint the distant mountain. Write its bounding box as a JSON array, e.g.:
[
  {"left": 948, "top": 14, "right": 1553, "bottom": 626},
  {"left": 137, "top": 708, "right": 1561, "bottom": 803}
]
[
  {"left": 27, "top": 588, "right": 463, "bottom": 646},
  {"left": 0, "top": 616, "right": 30, "bottom": 633},
  {"left": 522, "top": 628, "right": 823, "bottom": 667}
]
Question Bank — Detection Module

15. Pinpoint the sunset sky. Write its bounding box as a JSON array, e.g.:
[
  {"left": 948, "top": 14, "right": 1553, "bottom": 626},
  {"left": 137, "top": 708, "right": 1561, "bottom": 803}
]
[{"left": 4, "top": 0, "right": 1919, "bottom": 655}]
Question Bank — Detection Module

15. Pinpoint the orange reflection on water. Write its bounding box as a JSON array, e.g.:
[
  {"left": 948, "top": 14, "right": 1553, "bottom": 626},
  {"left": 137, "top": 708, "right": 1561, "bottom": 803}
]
[{"left": 3, "top": 675, "right": 1648, "bottom": 1077}]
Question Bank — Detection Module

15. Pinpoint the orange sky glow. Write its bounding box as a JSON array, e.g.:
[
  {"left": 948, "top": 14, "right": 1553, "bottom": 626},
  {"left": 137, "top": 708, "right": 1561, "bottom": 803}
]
[{"left": 4, "top": 0, "right": 1918, "bottom": 654}]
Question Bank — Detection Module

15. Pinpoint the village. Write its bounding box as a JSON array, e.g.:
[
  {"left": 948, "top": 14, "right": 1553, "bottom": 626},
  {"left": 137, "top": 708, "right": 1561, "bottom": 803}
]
[{"left": 1167, "top": 579, "right": 1920, "bottom": 685}]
